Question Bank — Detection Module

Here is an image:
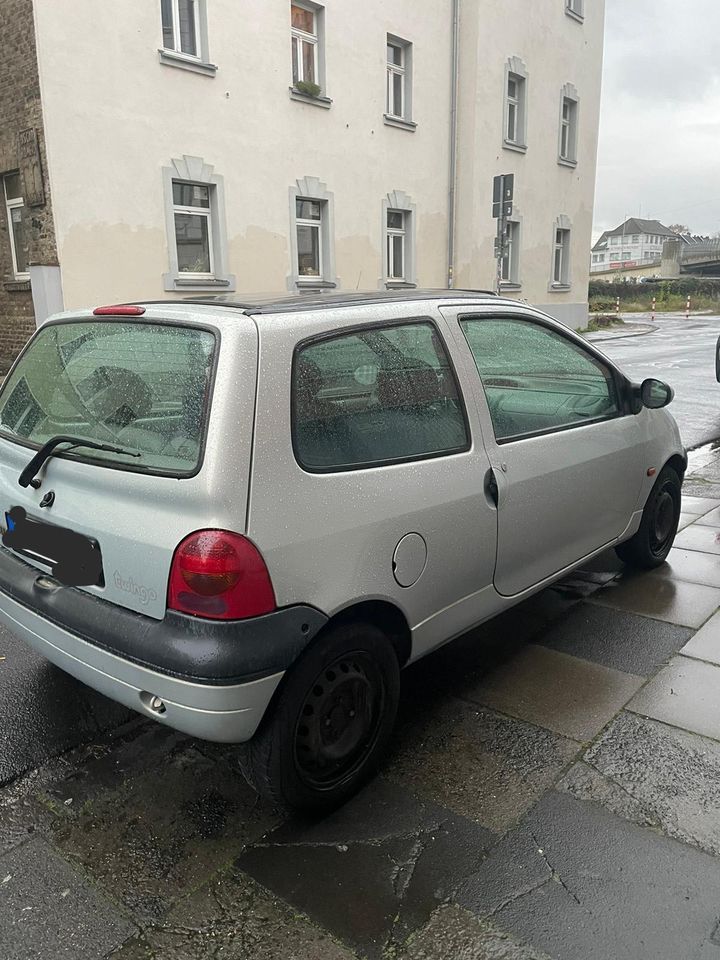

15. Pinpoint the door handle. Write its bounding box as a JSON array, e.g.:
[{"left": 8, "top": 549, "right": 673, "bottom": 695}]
[{"left": 484, "top": 468, "right": 499, "bottom": 508}]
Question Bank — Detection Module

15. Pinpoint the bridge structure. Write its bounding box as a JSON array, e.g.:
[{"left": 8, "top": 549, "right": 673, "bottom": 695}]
[{"left": 591, "top": 238, "right": 720, "bottom": 281}]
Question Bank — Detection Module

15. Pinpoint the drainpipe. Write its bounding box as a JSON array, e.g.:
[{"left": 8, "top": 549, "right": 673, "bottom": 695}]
[{"left": 447, "top": 0, "right": 460, "bottom": 288}]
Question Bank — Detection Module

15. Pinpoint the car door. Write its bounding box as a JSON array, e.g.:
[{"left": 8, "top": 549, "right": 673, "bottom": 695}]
[{"left": 443, "top": 308, "right": 645, "bottom": 597}]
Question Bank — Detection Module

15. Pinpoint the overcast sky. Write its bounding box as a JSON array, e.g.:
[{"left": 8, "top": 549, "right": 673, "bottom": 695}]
[{"left": 594, "top": 0, "right": 720, "bottom": 239}]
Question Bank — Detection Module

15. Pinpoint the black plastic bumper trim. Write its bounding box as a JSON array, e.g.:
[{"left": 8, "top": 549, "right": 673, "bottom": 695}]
[{"left": 0, "top": 546, "right": 327, "bottom": 685}]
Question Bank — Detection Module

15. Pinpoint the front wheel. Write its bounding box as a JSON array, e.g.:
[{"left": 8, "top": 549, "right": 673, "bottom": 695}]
[
  {"left": 615, "top": 465, "right": 681, "bottom": 569},
  {"left": 238, "top": 621, "right": 400, "bottom": 814}
]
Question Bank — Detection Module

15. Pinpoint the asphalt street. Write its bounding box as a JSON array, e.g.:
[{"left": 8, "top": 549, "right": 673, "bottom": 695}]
[{"left": 594, "top": 311, "right": 720, "bottom": 451}]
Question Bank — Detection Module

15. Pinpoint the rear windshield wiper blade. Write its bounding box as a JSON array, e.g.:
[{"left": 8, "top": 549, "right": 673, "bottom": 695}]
[{"left": 18, "top": 435, "right": 141, "bottom": 488}]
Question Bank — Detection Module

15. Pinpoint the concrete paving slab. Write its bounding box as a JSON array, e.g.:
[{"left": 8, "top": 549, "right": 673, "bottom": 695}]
[
  {"left": 559, "top": 711, "right": 720, "bottom": 856},
  {"left": 237, "top": 778, "right": 494, "bottom": 960},
  {"left": 677, "top": 512, "right": 696, "bottom": 531},
  {"left": 457, "top": 790, "right": 720, "bottom": 960},
  {"left": 398, "top": 904, "right": 553, "bottom": 960},
  {"left": 628, "top": 655, "right": 720, "bottom": 740},
  {"left": 589, "top": 575, "right": 720, "bottom": 628},
  {"left": 108, "top": 871, "right": 357, "bottom": 960},
  {"left": 384, "top": 699, "right": 579, "bottom": 831},
  {"left": 674, "top": 524, "right": 720, "bottom": 555},
  {"left": 46, "top": 727, "right": 278, "bottom": 922},
  {"left": 681, "top": 610, "right": 720, "bottom": 664},
  {"left": 0, "top": 836, "right": 136, "bottom": 960},
  {"left": 643, "top": 547, "right": 720, "bottom": 589},
  {"left": 533, "top": 602, "right": 691, "bottom": 676},
  {"left": 679, "top": 497, "right": 720, "bottom": 516},
  {"left": 693, "top": 507, "right": 720, "bottom": 527},
  {"left": 458, "top": 645, "right": 643, "bottom": 742}
]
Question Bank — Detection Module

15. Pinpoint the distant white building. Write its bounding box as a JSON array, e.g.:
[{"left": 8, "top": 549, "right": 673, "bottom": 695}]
[{"left": 590, "top": 218, "right": 679, "bottom": 273}]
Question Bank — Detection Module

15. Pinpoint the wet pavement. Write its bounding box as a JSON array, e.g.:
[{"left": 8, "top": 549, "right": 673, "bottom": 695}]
[
  {"left": 5, "top": 475, "right": 720, "bottom": 956},
  {"left": 590, "top": 311, "right": 720, "bottom": 450}
]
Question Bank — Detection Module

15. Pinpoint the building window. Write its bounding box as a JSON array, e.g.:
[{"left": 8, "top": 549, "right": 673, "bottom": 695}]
[
  {"left": 566, "top": 0, "right": 584, "bottom": 20},
  {"left": 159, "top": 0, "right": 214, "bottom": 74},
  {"left": 162, "top": 155, "right": 234, "bottom": 292},
  {"left": 381, "top": 190, "right": 416, "bottom": 287},
  {"left": 504, "top": 58, "right": 528, "bottom": 152},
  {"left": 291, "top": 3, "right": 324, "bottom": 92},
  {"left": 3, "top": 173, "right": 28, "bottom": 280},
  {"left": 385, "top": 37, "right": 413, "bottom": 126},
  {"left": 500, "top": 219, "right": 521, "bottom": 286},
  {"left": 551, "top": 216, "right": 572, "bottom": 288},
  {"left": 296, "top": 199, "right": 323, "bottom": 278},
  {"left": 288, "top": 176, "right": 337, "bottom": 289},
  {"left": 559, "top": 85, "right": 579, "bottom": 165}
]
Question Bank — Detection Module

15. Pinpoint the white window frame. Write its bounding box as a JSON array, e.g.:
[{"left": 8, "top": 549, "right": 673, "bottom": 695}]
[
  {"left": 288, "top": 176, "right": 338, "bottom": 290},
  {"left": 550, "top": 215, "right": 572, "bottom": 290},
  {"left": 3, "top": 174, "right": 29, "bottom": 281},
  {"left": 158, "top": 0, "right": 215, "bottom": 75},
  {"left": 503, "top": 58, "right": 528, "bottom": 152},
  {"left": 162, "top": 155, "right": 235, "bottom": 292},
  {"left": 172, "top": 184, "right": 214, "bottom": 279},
  {"left": 386, "top": 210, "right": 406, "bottom": 280},
  {"left": 566, "top": 0, "right": 585, "bottom": 21},
  {"left": 295, "top": 199, "right": 324, "bottom": 280},
  {"left": 291, "top": 3, "right": 319, "bottom": 87},
  {"left": 384, "top": 35, "right": 415, "bottom": 130},
  {"left": 381, "top": 190, "right": 417, "bottom": 288},
  {"left": 558, "top": 84, "right": 579, "bottom": 166}
]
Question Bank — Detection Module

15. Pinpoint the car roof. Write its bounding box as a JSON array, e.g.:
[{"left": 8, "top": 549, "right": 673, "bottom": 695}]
[{"left": 176, "top": 288, "right": 499, "bottom": 316}]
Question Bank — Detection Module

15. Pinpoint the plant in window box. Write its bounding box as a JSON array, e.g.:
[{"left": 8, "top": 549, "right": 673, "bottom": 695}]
[{"left": 295, "top": 80, "right": 321, "bottom": 98}]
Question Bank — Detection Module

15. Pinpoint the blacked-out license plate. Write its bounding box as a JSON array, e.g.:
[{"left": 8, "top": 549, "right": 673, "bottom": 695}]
[{"left": 2, "top": 506, "right": 104, "bottom": 587}]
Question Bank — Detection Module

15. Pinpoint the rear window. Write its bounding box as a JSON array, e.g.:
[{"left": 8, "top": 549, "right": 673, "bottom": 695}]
[
  {"left": 0, "top": 320, "right": 216, "bottom": 476},
  {"left": 292, "top": 320, "right": 469, "bottom": 471}
]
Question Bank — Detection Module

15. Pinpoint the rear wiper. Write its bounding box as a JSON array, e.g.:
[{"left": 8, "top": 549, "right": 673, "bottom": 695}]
[{"left": 18, "top": 435, "right": 141, "bottom": 489}]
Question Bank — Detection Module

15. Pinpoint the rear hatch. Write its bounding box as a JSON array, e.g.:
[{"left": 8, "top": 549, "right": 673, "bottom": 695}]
[{"left": 0, "top": 311, "right": 252, "bottom": 620}]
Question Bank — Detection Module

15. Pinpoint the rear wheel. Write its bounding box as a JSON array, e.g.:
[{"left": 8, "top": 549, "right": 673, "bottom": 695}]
[
  {"left": 615, "top": 465, "right": 681, "bottom": 569},
  {"left": 238, "top": 621, "right": 400, "bottom": 814}
]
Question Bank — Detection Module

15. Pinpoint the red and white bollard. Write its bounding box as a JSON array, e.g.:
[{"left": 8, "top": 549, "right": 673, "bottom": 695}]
[
  {"left": 616, "top": 296, "right": 620, "bottom": 318},
  {"left": 686, "top": 296, "right": 691, "bottom": 320},
  {"left": 651, "top": 297, "right": 656, "bottom": 322}
]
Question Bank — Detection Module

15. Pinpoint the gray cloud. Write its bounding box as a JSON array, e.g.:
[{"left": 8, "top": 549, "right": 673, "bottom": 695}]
[{"left": 594, "top": 0, "right": 720, "bottom": 236}]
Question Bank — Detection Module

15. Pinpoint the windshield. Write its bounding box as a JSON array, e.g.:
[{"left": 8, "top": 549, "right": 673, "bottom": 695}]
[{"left": 0, "top": 320, "right": 216, "bottom": 476}]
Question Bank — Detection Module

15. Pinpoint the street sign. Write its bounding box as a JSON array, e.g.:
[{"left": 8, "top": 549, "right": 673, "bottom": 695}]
[{"left": 492, "top": 173, "right": 514, "bottom": 219}]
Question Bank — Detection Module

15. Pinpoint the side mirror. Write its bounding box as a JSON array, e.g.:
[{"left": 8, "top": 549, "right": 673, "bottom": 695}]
[
  {"left": 641, "top": 378, "right": 673, "bottom": 409},
  {"left": 715, "top": 335, "right": 720, "bottom": 383}
]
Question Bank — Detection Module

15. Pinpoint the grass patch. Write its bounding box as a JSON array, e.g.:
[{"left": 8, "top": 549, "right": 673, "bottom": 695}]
[{"left": 578, "top": 314, "right": 625, "bottom": 334}]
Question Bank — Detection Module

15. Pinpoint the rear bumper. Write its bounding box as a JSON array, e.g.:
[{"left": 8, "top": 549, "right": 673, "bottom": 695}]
[
  {"left": 0, "top": 544, "right": 327, "bottom": 742},
  {"left": 0, "top": 587, "right": 281, "bottom": 741}
]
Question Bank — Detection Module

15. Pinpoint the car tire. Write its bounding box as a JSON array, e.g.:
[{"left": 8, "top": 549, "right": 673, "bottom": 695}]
[
  {"left": 615, "top": 465, "right": 681, "bottom": 569},
  {"left": 237, "top": 621, "right": 401, "bottom": 814}
]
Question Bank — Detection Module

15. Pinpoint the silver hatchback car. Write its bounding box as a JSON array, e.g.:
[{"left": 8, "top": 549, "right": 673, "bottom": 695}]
[{"left": 0, "top": 290, "right": 684, "bottom": 811}]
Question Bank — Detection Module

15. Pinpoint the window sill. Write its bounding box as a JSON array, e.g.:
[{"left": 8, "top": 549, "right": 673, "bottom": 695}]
[
  {"left": 548, "top": 282, "right": 572, "bottom": 293},
  {"left": 158, "top": 49, "right": 217, "bottom": 76},
  {"left": 295, "top": 279, "right": 337, "bottom": 290},
  {"left": 558, "top": 156, "right": 578, "bottom": 169},
  {"left": 383, "top": 114, "right": 417, "bottom": 132},
  {"left": 289, "top": 88, "right": 333, "bottom": 108},
  {"left": 565, "top": 8, "right": 584, "bottom": 23},
  {"left": 499, "top": 282, "right": 522, "bottom": 292},
  {"left": 503, "top": 139, "right": 527, "bottom": 154},
  {"left": 163, "top": 274, "right": 236, "bottom": 292},
  {"left": 384, "top": 280, "right": 417, "bottom": 289},
  {"left": 3, "top": 277, "right": 31, "bottom": 292}
]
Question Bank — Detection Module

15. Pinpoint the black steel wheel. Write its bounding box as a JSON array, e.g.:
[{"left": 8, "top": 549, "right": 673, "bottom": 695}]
[
  {"left": 238, "top": 622, "right": 400, "bottom": 813},
  {"left": 615, "top": 465, "right": 682, "bottom": 568}
]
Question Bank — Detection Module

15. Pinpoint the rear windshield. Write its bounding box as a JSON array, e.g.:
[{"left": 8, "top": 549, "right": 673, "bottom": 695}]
[{"left": 0, "top": 320, "right": 216, "bottom": 476}]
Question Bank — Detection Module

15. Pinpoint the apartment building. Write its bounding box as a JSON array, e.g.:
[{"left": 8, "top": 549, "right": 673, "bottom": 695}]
[
  {"left": 591, "top": 218, "right": 680, "bottom": 273},
  {"left": 0, "top": 0, "right": 605, "bottom": 370}
]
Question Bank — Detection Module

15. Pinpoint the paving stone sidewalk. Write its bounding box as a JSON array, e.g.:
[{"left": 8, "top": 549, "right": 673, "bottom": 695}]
[{"left": 5, "top": 488, "right": 720, "bottom": 958}]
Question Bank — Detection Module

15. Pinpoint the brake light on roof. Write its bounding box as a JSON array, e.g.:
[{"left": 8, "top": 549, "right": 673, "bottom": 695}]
[
  {"left": 168, "top": 530, "right": 276, "bottom": 620},
  {"left": 92, "top": 305, "right": 146, "bottom": 316}
]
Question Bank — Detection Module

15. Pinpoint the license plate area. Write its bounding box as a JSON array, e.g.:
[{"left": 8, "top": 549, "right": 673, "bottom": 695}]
[{"left": 2, "top": 507, "right": 104, "bottom": 587}]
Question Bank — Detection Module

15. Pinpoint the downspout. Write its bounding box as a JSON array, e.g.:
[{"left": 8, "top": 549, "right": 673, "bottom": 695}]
[{"left": 447, "top": 0, "right": 460, "bottom": 288}]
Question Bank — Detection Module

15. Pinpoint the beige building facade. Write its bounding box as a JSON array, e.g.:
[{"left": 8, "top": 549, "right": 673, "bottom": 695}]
[{"left": 1, "top": 0, "right": 604, "bottom": 356}]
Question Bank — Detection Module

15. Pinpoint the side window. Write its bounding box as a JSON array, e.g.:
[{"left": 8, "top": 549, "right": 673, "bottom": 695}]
[
  {"left": 293, "top": 321, "right": 468, "bottom": 470},
  {"left": 460, "top": 316, "right": 620, "bottom": 442}
]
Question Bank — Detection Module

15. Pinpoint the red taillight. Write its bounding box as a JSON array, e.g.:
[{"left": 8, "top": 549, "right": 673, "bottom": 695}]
[
  {"left": 93, "top": 305, "right": 146, "bottom": 316},
  {"left": 168, "top": 530, "right": 276, "bottom": 620}
]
